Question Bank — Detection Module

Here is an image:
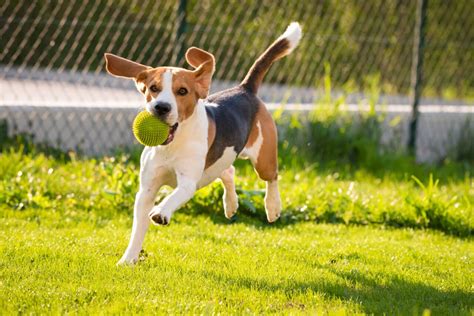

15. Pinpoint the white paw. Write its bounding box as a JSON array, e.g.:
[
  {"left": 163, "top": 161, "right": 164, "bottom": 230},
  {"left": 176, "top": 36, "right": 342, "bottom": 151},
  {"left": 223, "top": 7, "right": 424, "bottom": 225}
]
[
  {"left": 265, "top": 195, "right": 281, "bottom": 223},
  {"left": 117, "top": 255, "right": 138, "bottom": 266},
  {"left": 265, "top": 180, "right": 281, "bottom": 223},
  {"left": 149, "top": 207, "right": 172, "bottom": 225},
  {"left": 224, "top": 194, "right": 238, "bottom": 219}
]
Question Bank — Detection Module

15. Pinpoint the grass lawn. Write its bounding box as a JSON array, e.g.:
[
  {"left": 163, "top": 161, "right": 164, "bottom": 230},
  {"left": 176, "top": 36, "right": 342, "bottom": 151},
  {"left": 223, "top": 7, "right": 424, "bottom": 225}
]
[{"left": 0, "top": 149, "right": 473, "bottom": 314}]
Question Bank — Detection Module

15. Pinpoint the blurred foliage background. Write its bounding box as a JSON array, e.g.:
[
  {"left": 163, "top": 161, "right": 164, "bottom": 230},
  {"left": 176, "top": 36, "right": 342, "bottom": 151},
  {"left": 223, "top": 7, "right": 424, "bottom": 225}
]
[{"left": 1, "top": 0, "right": 473, "bottom": 100}]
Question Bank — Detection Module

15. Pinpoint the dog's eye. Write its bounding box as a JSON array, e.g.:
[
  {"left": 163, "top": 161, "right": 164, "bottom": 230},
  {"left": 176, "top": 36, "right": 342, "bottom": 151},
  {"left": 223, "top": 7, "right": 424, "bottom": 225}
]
[
  {"left": 177, "top": 87, "right": 188, "bottom": 96},
  {"left": 150, "top": 85, "right": 160, "bottom": 93}
]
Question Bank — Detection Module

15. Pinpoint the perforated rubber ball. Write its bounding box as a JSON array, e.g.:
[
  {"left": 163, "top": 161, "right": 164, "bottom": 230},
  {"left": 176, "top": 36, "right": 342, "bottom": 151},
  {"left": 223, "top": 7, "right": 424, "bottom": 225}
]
[{"left": 132, "top": 111, "right": 169, "bottom": 146}]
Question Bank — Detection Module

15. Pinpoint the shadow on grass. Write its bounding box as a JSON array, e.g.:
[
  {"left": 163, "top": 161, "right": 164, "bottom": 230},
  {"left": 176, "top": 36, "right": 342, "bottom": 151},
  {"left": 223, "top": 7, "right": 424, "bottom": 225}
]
[{"left": 199, "top": 265, "right": 472, "bottom": 314}]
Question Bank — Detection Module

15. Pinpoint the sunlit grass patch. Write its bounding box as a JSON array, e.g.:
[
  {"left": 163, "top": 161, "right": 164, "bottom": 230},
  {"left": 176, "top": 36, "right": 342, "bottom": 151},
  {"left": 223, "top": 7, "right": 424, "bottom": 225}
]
[
  {"left": 0, "top": 129, "right": 472, "bottom": 314},
  {"left": 1, "top": 211, "right": 472, "bottom": 314}
]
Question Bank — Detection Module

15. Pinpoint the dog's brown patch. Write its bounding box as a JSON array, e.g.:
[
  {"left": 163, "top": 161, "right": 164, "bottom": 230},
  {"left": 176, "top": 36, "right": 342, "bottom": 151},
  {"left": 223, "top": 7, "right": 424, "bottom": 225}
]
[
  {"left": 245, "top": 103, "right": 278, "bottom": 181},
  {"left": 171, "top": 70, "right": 201, "bottom": 121},
  {"left": 104, "top": 53, "right": 150, "bottom": 78},
  {"left": 135, "top": 68, "right": 167, "bottom": 102},
  {"left": 246, "top": 114, "right": 260, "bottom": 148}
]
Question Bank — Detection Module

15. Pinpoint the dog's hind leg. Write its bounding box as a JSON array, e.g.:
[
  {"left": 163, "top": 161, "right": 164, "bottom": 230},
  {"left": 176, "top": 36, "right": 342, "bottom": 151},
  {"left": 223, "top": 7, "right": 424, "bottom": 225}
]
[
  {"left": 263, "top": 178, "right": 281, "bottom": 223},
  {"left": 243, "top": 106, "right": 281, "bottom": 222},
  {"left": 255, "top": 137, "right": 281, "bottom": 223},
  {"left": 220, "top": 165, "right": 239, "bottom": 219}
]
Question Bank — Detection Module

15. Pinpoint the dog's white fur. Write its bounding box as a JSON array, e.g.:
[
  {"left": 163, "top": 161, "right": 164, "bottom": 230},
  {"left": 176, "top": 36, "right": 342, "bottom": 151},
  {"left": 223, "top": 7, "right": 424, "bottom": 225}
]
[
  {"left": 220, "top": 165, "right": 239, "bottom": 219},
  {"left": 277, "top": 22, "right": 302, "bottom": 53},
  {"left": 119, "top": 95, "right": 209, "bottom": 264}
]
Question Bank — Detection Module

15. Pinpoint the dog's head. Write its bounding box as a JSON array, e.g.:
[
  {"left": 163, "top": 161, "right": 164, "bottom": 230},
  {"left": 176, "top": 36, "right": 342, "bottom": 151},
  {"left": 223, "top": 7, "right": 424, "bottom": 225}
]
[{"left": 104, "top": 48, "right": 215, "bottom": 142}]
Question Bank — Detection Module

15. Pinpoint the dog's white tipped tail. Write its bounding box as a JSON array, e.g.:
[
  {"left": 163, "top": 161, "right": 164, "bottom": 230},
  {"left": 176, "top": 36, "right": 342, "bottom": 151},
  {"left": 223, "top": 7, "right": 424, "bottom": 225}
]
[
  {"left": 241, "top": 22, "right": 303, "bottom": 94},
  {"left": 278, "top": 22, "right": 303, "bottom": 53}
]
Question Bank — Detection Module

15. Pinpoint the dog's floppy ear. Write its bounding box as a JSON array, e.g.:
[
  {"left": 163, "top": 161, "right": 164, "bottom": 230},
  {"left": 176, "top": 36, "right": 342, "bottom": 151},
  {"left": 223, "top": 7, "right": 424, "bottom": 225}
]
[
  {"left": 186, "top": 47, "right": 215, "bottom": 98},
  {"left": 185, "top": 47, "right": 215, "bottom": 69},
  {"left": 104, "top": 53, "right": 150, "bottom": 79}
]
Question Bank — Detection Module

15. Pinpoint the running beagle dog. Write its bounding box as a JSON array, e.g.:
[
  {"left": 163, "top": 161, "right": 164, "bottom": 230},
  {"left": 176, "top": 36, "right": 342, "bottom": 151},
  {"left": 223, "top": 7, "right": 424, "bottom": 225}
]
[{"left": 105, "top": 22, "right": 302, "bottom": 264}]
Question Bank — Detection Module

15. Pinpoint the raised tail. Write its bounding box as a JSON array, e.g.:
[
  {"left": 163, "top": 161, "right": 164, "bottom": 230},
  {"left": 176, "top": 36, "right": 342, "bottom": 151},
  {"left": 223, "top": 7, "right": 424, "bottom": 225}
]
[{"left": 241, "top": 22, "right": 302, "bottom": 94}]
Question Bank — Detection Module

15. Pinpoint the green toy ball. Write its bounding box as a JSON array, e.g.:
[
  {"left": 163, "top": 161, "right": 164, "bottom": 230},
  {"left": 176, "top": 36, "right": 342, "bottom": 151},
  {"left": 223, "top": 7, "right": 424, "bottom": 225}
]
[{"left": 132, "top": 111, "right": 169, "bottom": 146}]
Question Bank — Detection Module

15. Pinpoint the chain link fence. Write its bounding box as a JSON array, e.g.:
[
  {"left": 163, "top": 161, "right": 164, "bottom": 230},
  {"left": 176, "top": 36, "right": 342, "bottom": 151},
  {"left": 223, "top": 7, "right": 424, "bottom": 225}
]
[{"left": 1, "top": 0, "right": 473, "bottom": 161}]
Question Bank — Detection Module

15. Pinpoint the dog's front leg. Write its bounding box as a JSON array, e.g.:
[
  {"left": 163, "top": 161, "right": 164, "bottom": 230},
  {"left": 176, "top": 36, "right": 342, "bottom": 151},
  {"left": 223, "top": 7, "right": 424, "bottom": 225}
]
[
  {"left": 118, "top": 149, "right": 164, "bottom": 265},
  {"left": 149, "top": 173, "right": 197, "bottom": 225},
  {"left": 117, "top": 189, "right": 155, "bottom": 265}
]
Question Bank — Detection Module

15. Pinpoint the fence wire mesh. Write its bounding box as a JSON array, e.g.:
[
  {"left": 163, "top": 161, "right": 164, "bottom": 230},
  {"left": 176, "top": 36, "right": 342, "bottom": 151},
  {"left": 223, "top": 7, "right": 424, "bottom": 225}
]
[{"left": 0, "top": 0, "right": 473, "bottom": 161}]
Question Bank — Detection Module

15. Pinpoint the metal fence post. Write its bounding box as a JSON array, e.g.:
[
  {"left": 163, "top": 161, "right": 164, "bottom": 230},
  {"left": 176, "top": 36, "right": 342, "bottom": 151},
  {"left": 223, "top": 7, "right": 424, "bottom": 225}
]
[
  {"left": 173, "top": 0, "right": 187, "bottom": 65},
  {"left": 408, "top": 0, "right": 428, "bottom": 157}
]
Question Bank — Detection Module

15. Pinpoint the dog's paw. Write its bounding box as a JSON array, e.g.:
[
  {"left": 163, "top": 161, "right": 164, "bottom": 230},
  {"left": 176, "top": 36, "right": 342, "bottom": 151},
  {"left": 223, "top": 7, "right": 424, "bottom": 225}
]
[
  {"left": 150, "top": 213, "right": 169, "bottom": 225},
  {"left": 265, "top": 197, "right": 281, "bottom": 223},
  {"left": 117, "top": 249, "right": 148, "bottom": 266},
  {"left": 149, "top": 207, "right": 171, "bottom": 226},
  {"left": 224, "top": 196, "right": 238, "bottom": 219},
  {"left": 266, "top": 211, "right": 281, "bottom": 223},
  {"left": 265, "top": 181, "right": 281, "bottom": 223},
  {"left": 117, "top": 255, "right": 138, "bottom": 266}
]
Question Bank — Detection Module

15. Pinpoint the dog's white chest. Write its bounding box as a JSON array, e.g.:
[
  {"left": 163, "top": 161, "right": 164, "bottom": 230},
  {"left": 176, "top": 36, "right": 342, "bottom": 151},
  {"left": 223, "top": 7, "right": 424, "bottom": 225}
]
[{"left": 143, "top": 103, "right": 209, "bottom": 185}]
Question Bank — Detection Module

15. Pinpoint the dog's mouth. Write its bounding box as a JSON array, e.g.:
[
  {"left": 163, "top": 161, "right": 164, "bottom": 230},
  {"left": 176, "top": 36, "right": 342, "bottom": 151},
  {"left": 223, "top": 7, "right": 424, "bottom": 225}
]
[{"left": 162, "top": 123, "right": 179, "bottom": 145}]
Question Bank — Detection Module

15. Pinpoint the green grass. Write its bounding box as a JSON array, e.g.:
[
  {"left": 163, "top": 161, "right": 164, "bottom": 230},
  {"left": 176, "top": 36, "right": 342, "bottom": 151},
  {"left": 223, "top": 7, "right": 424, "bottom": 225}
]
[
  {"left": 1, "top": 212, "right": 473, "bottom": 315},
  {"left": 0, "top": 147, "right": 473, "bottom": 314}
]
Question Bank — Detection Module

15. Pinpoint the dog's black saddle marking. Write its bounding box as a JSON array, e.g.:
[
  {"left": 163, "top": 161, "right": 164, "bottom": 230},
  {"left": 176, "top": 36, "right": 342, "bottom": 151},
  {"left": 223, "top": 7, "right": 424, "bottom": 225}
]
[{"left": 204, "top": 86, "right": 259, "bottom": 168}]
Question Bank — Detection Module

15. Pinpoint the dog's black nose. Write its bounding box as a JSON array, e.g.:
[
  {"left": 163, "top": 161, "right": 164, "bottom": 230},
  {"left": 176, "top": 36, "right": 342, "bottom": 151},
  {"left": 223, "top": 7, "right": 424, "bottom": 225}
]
[{"left": 154, "top": 102, "right": 171, "bottom": 116}]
